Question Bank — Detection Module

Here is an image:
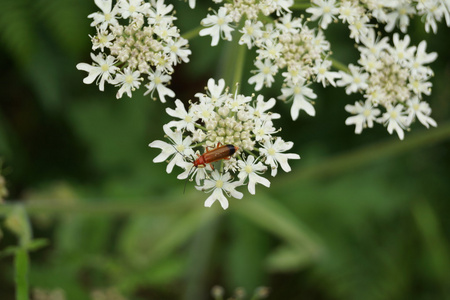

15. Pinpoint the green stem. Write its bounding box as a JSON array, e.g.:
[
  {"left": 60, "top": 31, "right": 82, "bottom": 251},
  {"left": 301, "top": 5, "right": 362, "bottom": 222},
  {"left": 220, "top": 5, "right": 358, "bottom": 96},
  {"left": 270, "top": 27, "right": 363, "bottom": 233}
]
[
  {"left": 278, "top": 121, "right": 450, "bottom": 186},
  {"left": 329, "top": 56, "right": 350, "bottom": 73},
  {"left": 194, "top": 123, "right": 207, "bottom": 131},
  {"left": 231, "top": 42, "right": 246, "bottom": 94},
  {"left": 181, "top": 25, "right": 203, "bottom": 41},
  {"left": 291, "top": 3, "right": 311, "bottom": 10},
  {"left": 15, "top": 248, "right": 29, "bottom": 300}
]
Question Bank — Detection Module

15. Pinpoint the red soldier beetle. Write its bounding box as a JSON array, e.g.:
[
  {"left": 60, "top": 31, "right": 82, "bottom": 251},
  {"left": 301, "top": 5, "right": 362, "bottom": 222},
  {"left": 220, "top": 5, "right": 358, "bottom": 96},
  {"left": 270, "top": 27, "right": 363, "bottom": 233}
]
[
  {"left": 172, "top": 142, "right": 239, "bottom": 193},
  {"left": 193, "top": 142, "right": 239, "bottom": 169}
]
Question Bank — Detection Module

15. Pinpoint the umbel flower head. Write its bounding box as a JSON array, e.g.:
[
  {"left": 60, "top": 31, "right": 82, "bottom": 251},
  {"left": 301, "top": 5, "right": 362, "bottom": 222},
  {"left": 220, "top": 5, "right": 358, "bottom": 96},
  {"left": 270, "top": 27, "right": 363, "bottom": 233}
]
[
  {"left": 198, "top": 2, "right": 341, "bottom": 121},
  {"left": 338, "top": 29, "right": 438, "bottom": 140},
  {"left": 149, "top": 78, "right": 300, "bottom": 209},
  {"left": 76, "top": 0, "right": 191, "bottom": 101}
]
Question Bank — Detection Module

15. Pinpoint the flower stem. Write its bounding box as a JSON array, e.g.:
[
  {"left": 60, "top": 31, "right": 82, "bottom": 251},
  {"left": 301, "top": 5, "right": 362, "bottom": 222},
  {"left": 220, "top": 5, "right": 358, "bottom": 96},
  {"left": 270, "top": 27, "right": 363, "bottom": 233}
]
[
  {"left": 329, "top": 57, "right": 350, "bottom": 73},
  {"left": 182, "top": 25, "right": 203, "bottom": 41},
  {"left": 231, "top": 42, "right": 247, "bottom": 94},
  {"left": 291, "top": 3, "right": 311, "bottom": 10}
]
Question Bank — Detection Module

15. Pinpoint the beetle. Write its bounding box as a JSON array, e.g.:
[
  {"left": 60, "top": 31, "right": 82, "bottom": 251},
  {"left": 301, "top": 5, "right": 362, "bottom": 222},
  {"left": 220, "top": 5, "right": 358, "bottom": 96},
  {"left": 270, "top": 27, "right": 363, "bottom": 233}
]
[
  {"left": 193, "top": 143, "right": 239, "bottom": 169},
  {"left": 174, "top": 142, "right": 239, "bottom": 193}
]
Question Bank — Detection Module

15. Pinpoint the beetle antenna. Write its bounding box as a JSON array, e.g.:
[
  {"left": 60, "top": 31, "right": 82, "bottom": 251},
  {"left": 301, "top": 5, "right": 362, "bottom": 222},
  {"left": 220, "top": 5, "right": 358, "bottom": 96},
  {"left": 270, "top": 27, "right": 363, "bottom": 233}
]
[
  {"left": 170, "top": 144, "right": 193, "bottom": 162},
  {"left": 183, "top": 165, "right": 195, "bottom": 194}
]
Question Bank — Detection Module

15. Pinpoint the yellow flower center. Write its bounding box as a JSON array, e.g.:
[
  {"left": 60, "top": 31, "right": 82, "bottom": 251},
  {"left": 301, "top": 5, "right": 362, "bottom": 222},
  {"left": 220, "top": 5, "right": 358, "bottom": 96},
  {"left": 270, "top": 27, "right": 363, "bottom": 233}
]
[
  {"left": 390, "top": 110, "right": 398, "bottom": 119},
  {"left": 216, "top": 180, "right": 224, "bottom": 188},
  {"left": 245, "top": 165, "right": 253, "bottom": 174},
  {"left": 125, "top": 74, "right": 134, "bottom": 84}
]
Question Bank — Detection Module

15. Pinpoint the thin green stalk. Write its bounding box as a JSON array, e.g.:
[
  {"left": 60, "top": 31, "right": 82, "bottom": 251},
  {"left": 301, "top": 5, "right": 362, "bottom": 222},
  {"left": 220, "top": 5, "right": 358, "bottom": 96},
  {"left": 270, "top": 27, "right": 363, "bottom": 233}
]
[
  {"left": 291, "top": 3, "right": 311, "bottom": 10},
  {"left": 329, "top": 56, "right": 350, "bottom": 73},
  {"left": 14, "top": 248, "right": 29, "bottom": 300},
  {"left": 231, "top": 41, "right": 246, "bottom": 94},
  {"left": 278, "top": 121, "right": 450, "bottom": 186},
  {"left": 181, "top": 25, "right": 203, "bottom": 41}
]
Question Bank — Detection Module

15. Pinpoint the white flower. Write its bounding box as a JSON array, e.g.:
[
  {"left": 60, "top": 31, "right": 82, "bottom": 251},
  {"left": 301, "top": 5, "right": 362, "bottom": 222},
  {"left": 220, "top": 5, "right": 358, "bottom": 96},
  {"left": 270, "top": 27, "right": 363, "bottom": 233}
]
[
  {"left": 358, "top": 29, "right": 390, "bottom": 57},
  {"left": 205, "top": 78, "right": 227, "bottom": 105},
  {"left": 237, "top": 156, "right": 270, "bottom": 195},
  {"left": 164, "top": 38, "right": 191, "bottom": 65},
  {"left": 239, "top": 20, "right": 263, "bottom": 49},
  {"left": 195, "top": 171, "right": 243, "bottom": 209},
  {"left": 276, "top": 13, "right": 302, "bottom": 34},
  {"left": 270, "top": 0, "right": 294, "bottom": 16},
  {"left": 166, "top": 99, "right": 198, "bottom": 132},
  {"left": 199, "top": 7, "right": 234, "bottom": 46},
  {"left": 253, "top": 119, "right": 276, "bottom": 141},
  {"left": 408, "top": 75, "right": 432, "bottom": 96},
  {"left": 338, "top": 1, "right": 360, "bottom": 24},
  {"left": 390, "top": 33, "right": 416, "bottom": 64},
  {"left": 348, "top": 15, "right": 370, "bottom": 43},
  {"left": 148, "top": 0, "right": 175, "bottom": 25},
  {"left": 76, "top": 53, "right": 118, "bottom": 91},
  {"left": 345, "top": 100, "right": 381, "bottom": 134},
  {"left": 177, "top": 160, "right": 211, "bottom": 185},
  {"left": 117, "top": 0, "right": 150, "bottom": 19},
  {"left": 381, "top": 104, "right": 408, "bottom": 140},
  {"left": 144, "top": 70, "right": 175, "bottom": 103},
  {"left": 313, "top": 59, "right": 341, "bottom": 87},
  {"left": 409, "top": 40, "right": 437, "bottom": 77},
  {"left": 406, "top": 97, "right": 437, "bottom": 128},
  {"left": 91, "top": 28, "right": 115, "bottom": 51},
  {"left": 111, "top": 67, "right": 141, "bottom": 98},
  {"left": 88, "top": 0, "right": 119, "bottom": 30},
  {"left": 306, "top": 0, "right": 339, "bottom": 29},
  {"left": 153, "top": 20, "right": 179, "bottom": 40},
  {"left": 385, "top": 3, "right": 416, "bottom": 33},
  {"left": 279, "top": 80, "right": 317, "bottom": 120},
  {"left": 257, "top": 39, "right": 284, "bottom": 60},
  {"left": 260, "top": 137, "right": 300, "bottom": 176},
  {"left": 248, "top": 59, "right": 278, "bottom": 91},
  {"left": 337, "top": 64, "right": 369, "bottom": 95},
  {"left": 149, "top": 125, "right": 195, "bottom": 173},
  {"left": 253, "top": 95, "right": 280, "bottom": 120}
]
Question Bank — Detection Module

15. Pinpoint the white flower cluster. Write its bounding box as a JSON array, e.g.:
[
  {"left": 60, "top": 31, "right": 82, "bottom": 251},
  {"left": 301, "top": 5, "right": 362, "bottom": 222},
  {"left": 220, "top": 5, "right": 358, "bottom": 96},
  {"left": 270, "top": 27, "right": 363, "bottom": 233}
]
[
  {"left": 307, "top": 0, "right": 450, "bottom": 36},
  {"left": 304, "top": 0, "right": 446, "bottom": 139},
  {"left": 339, "top": 30, "right": 438, "bottom": 139},
  {"left": 199, "top": 2, "right": 341, "bottom": 121},
  {"left": 149, "top": 78, "right": 300, "bottom": 209},
  {"left": 76, "top": 0, "right": 191, "bottom": 101},
  {"left": 199, "top": 0, "right": 294, "bottom": 47}
]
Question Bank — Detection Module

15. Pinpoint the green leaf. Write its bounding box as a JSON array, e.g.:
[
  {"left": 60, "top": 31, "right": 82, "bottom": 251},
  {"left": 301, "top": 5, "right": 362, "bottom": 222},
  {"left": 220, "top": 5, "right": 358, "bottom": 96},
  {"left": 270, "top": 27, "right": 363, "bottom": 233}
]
[
  {"left": 231, "top": 194, "right": 323, "bottom": 271},
  {"left": 26, "top": 238, "right": 48, "bottom": 252}
]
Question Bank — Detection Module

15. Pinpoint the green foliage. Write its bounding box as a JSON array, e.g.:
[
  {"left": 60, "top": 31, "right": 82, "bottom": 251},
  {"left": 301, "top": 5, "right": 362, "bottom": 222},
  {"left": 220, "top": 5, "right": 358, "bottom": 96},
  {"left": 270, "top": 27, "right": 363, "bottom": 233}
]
[{"left": 0, "top": 1, "right": 450, "bottom": 300}]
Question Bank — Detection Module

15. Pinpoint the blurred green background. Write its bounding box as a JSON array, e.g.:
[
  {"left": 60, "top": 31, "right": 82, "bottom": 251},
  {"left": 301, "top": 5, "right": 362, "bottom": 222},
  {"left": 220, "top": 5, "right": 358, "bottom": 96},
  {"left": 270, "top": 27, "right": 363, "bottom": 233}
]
[{"left": 1, "top": 1, "right": 450, "bottom": 299}]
